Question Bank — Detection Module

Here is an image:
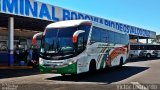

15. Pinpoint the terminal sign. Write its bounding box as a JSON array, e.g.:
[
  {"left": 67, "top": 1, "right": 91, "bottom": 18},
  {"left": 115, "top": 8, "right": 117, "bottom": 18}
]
[
  {"left": 0, "top": 0, "right": 59, "bottom": 21},
  {"left": 62, "top": 9, "right": 151, "bottom": 37}
]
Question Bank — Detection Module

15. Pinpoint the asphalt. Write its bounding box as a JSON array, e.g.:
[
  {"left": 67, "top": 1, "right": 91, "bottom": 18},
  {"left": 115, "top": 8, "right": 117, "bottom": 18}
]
[{"left": 0, "top": 58, "right": 160, "bottom": 90}]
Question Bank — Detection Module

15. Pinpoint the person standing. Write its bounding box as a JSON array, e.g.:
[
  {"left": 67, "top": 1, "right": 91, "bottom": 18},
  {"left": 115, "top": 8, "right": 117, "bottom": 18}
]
[
  {"left": 27, "top": 48, "right": 33, "bottom": 66},
  {"left": 32, "top": 49, "right": 39, "bottom": 67}
]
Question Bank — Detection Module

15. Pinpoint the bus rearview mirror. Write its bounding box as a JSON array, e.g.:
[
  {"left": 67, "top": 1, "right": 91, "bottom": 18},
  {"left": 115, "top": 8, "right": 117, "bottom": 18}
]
[
  {"left": 32, "top": 32, "right": 43, "bottom": 45},
  {"left": 72, "top": 30, "right": 85, "bottom": 43}
]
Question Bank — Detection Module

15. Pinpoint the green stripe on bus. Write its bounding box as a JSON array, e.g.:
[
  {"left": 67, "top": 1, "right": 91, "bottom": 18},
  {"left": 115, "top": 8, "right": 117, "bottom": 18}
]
[
  {"left": 97, "top": 48, "right": 107, "bottom": 66},
  {"left": 39, "top": 63, "right": 77, "bottom": 74},
  {"left": 100, "top": 48, "right": 111, "bottom": 69}
]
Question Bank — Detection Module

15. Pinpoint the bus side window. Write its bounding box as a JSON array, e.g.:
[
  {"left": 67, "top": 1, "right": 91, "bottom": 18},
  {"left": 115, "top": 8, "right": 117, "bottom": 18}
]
[
  {"left": 91, "top": 27, "right": 101, "bottom": 43},
  {"left": 100, "top": 29, "right": 108, "bottom": 43},
  {"left": 108, "top": 31, "right": 114, "bottom": 43}
]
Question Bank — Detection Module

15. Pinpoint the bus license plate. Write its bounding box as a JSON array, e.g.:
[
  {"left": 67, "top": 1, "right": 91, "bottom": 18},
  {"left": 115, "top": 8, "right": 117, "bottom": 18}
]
[{"left": 51, "top": 70, "right": 57, "bottom": 73}]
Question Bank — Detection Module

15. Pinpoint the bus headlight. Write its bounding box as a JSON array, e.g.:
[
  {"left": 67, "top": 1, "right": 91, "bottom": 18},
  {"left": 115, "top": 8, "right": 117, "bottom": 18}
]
[
  {"left": 39, "top": 58, "right": 44, "bottom": 65},
  {"left": 68, "top": 61, "right": 75, "bottom": 65},
  {"left": 67, "top": 59, "right": 76, "bottom": 65}
]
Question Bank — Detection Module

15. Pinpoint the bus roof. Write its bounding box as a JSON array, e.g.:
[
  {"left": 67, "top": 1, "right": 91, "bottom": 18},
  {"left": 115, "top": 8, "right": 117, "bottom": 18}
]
[
  {"left": 46, "top": 20, "right": 91, "bottom": 29},
  {"left": 46, "top": 20, "right": 127, "bottom": 35}
]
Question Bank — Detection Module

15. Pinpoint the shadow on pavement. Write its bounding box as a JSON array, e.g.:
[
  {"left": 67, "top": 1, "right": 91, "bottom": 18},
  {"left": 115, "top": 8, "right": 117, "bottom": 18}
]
[
  {"left": 46, "top": 66, "right": 149, "bottom": 84},
  {"left": 0, "top": 68, "right": 40, "bottom": 79},
  {"left": 128, "top": 57, "right": 160, "bottom": 63}
]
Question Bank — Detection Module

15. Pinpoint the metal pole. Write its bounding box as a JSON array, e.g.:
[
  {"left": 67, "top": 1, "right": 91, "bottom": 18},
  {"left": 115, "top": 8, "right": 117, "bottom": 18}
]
[
  {"left": 146, "top": 38, "right": 149, "bottom": 44},
  {"left": 8, "top": 17, "right": 14, "bottom": 66},
  {"left": 137, "top": 37, "right": 139, "bottom": 43}
]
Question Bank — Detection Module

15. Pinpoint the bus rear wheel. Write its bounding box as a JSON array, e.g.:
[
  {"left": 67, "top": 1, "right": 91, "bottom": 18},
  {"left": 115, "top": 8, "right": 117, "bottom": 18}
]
[
  {"left": 89, "top": 60, "right": 96, "bottom": 74},
  {"left": 119, "top": 57, "right": 123, "bottom": 67}
]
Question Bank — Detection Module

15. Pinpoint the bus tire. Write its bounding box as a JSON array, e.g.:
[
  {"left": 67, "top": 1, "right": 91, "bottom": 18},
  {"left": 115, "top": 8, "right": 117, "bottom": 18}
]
[
  {"left": 146, "top": 53, "right": 151, "bottom": 58},
  {"left": 89, "top": 60, "right": 96, "bottom": 74},
  {"left": 119, "top": 57, "right": 123, "bottom": 67}
]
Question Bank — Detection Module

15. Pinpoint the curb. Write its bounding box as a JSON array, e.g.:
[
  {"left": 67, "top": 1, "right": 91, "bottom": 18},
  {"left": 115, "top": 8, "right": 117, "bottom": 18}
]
[{"left": 0, "top": 66, "right": 33, "bottom": 69}]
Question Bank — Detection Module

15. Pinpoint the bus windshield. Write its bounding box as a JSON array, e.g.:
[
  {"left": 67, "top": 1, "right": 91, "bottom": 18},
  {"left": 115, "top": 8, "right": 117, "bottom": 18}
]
[
  {"left": 40, "top": 25, "right": 90, "bottom": 59},
  {"left": 42, "top": 27, "right": 76, "bottom": 54}
]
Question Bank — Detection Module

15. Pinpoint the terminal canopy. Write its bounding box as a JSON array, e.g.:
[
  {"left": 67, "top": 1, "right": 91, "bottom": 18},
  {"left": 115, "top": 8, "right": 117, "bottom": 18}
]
[{"left": 0, "top": 13, "right": 52, "bottom": 31}]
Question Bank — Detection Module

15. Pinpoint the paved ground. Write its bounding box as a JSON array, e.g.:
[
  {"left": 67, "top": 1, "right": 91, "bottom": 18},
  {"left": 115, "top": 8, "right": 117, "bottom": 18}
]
[{"left": 0, "top": 58, "right": 160, "bottom": 90}]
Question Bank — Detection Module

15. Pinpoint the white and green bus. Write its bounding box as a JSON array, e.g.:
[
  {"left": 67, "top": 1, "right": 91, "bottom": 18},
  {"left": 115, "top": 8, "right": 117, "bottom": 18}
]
[{"left": 33, "top": 20, "right": 129, "bottom": 76}]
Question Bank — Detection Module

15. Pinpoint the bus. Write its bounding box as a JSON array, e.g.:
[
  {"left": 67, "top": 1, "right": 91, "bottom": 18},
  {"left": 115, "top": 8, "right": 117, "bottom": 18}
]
[
  {"left": 129, "top": 44, "right": 160, "bottom": 58},
  {"left": 32, "top": 20, "right": 129, "bottom": 76}
]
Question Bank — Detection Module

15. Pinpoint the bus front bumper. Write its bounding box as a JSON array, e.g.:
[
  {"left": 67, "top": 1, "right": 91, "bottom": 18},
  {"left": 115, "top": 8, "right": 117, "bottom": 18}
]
[{"left": 39, "top": 63, "right": 77, "bottom": 74}]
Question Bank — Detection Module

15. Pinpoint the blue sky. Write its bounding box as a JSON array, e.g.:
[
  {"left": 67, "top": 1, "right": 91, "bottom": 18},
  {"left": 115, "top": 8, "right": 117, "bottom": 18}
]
[{"left": 38, "top": 0, "right": 160, "bottom": 35}]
